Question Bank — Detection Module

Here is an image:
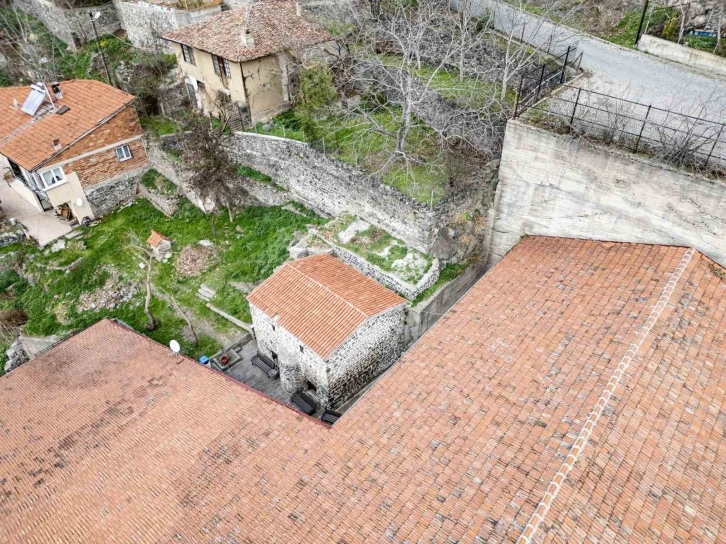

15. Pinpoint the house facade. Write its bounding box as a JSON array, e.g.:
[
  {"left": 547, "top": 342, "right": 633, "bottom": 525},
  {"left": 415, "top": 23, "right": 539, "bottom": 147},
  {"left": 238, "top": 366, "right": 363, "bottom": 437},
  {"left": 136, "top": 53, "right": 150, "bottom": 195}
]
[
  {"left": 248, "top": 253, "right": 406, "bottom": 408},
  {"left": 0, "top": 80, "right": 147, "bottom": 221},
  {"left": 163, "top": 0, "right": 341, "bottom": 126}
]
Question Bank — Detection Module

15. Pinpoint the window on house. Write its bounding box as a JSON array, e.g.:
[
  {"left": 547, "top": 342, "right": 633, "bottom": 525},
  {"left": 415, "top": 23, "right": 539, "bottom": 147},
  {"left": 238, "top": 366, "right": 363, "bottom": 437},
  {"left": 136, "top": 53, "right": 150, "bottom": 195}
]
[
  {"left": 39, "top": 166, "right": 65, "bottom": 189},
  {"left": 212, "top": 55, "right": 232, "bottom": 79},
  {"left": 211, "top": 54, "right": 221, "bottom": 76},
  {"left": 222, "top": 58, "right": 232, "bottom": 78},
  {"left": 115, "top": 145, "right": 132, "bottom": 162},
  {"left": 181, "top": 44, "right": 196, "bottom": 66}
]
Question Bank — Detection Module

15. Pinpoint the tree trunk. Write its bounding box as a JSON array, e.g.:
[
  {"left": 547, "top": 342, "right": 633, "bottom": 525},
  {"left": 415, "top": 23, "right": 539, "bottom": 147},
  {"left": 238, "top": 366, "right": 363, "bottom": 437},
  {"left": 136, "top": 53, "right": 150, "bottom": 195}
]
[
  {"left": 396, "top": 102, "right": 413, "bottom": 154},
  {"left": 144, "top": 259, "right": 157, "bottom": 331}
]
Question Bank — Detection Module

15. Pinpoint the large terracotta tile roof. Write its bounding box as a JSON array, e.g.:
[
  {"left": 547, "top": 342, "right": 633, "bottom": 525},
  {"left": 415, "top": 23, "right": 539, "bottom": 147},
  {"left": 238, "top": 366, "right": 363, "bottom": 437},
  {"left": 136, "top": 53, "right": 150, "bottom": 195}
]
[
  {"left": 247, "top": 253, "right": 405, "bottom": 358},
  {"left": 2, "top": 237, "right": 726, "bottom": 543},
  {"left": 162, "top": 0, "right": 332, "bottom": 63},
  {"left": 0, "top": 80, "right": 134, "bottom": 171}
]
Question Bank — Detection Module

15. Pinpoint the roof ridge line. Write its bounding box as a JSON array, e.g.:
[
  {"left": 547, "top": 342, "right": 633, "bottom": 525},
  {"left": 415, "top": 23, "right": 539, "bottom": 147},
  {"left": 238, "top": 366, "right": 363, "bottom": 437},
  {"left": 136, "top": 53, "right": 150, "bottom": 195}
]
[
  {"left": 515, "top": 246, "right": 697, "bottom": 544},
  {"left": 286, "top": 259, "right": 368, "bottom": 318}
]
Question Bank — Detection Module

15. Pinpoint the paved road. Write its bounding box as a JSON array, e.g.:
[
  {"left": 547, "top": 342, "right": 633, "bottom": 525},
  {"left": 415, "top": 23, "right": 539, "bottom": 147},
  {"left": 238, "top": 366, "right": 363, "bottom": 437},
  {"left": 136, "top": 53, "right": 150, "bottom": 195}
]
[{"left": 465, "top": 0, "right": 726, "bottom": 121}]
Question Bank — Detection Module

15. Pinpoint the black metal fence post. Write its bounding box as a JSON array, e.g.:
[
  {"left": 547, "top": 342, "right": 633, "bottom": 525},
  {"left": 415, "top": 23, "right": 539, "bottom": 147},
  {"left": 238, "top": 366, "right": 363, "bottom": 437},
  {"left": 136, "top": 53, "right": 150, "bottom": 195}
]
[
  {"left": 635, "top": 0, "right": 650, "bottom": 45},
  {"left": 634, "top": 105, "right": 652, "bottom": 153},
  {"left": 706, "top": 124, "right": 725, "bottom": 168},
  {"left": 570, "top": 87, "right": 582, "bottom": 126},
  {"left": 560, "top": 46, "right": 571, "bottom": 84}
]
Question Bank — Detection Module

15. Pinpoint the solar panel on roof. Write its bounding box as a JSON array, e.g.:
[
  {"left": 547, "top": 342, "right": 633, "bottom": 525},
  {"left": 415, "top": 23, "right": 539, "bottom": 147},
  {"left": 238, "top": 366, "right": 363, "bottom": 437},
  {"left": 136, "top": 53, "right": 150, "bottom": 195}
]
[{"left": 20, "top": 83, "right": 47, "bottom": 116}]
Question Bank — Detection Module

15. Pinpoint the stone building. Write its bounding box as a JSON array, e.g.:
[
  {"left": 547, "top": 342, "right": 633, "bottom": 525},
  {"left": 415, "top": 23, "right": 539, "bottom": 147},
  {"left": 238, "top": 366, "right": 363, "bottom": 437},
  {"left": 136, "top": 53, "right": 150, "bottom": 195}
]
[
  {"left": 162, "top": 0, "right": 343, "bottom": 125},
  {"left": 247, "top": 253, "right": 406, "bottom": 408},
  {"left": 0, "top": 80, "right": 147, "bottom": 220}
]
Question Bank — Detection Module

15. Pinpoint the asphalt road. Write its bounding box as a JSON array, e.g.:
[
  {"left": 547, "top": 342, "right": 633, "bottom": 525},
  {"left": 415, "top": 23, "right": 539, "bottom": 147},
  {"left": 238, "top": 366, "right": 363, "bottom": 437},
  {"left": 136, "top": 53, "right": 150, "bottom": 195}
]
[{"left": 465, "top": 0, "right": 726, "bottom": 122}]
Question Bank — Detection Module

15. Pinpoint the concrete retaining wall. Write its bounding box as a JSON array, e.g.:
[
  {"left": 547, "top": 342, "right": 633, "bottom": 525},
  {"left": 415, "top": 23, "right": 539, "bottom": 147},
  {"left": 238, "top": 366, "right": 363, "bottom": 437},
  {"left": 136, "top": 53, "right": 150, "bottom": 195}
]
[
  {"left": 406, "top": 262, "right": 487, "bottom": 341},
  {"left": 638, "top": 35, "right": 726, "bottom": 78},
  {"left": 12, "top": 0, "right": 120, "bottom": 50},
  {"left": 489, "top": 119, "right": 726, "bottom": 267}
]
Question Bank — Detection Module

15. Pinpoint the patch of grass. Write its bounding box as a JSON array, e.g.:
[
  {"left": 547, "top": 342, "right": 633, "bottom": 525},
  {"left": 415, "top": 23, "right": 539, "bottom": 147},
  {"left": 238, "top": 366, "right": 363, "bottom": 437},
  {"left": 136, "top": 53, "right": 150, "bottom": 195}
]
[
  {"left": 140, "top": 169, "right": 177, "bottom": 194},
  {"left": 5, "top": 198, "right": 325, "bottom": 359},
  {"left": 604, "top": 8, "right": 678, "bottom": 48},
  {"left": 250, "top": 110, "right": 307, "bottom": 141},
  {"left": 140, "top": 116, "right": 179, "bottom": 137},
  {"left": 319, "top": 215, "right": 432, "bottom": 284},
  {"left": 684, "top": 35, "right": 726, "bottom": 57},
  {"left": 412, "top": 261, "right": 471, "bottom": 306},
  {"left": 236, "top": 165, "right": 272, "bottom": 183}
]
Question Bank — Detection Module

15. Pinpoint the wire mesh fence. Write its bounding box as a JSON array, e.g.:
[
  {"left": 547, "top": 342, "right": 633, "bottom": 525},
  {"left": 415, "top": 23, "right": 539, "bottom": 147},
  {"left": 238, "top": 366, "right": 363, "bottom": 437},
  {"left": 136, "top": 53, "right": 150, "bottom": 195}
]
[{"left": 523, "top": 85, "right": 726, "bottom": 172}]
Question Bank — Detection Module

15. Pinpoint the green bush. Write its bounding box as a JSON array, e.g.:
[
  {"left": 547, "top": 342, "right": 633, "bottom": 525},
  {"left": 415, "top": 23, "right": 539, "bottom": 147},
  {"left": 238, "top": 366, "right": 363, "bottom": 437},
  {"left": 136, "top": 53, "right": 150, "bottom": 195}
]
[{"left": 662, "top": 15, "right": 680, "bottom": 42}]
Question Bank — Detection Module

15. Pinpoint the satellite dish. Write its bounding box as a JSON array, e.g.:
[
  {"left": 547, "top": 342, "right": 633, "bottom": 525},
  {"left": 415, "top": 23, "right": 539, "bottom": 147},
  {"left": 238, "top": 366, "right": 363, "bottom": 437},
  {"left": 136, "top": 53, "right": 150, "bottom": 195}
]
[
  {"left": 169, "top": 340, "right": 181, "bottom": 354},
  {"left": 76, "top": 197, "right": 83, "bottom": 207}
]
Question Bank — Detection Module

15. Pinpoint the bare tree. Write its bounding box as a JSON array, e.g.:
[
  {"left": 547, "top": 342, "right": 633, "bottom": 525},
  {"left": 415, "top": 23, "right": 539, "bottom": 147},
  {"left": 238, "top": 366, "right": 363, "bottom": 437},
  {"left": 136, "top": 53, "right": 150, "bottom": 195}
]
[
  {"left": 128, "top": 232, "right": 158, "bottom": 331},
  {"left": 176, "top": 113, "right": 243, "bottom": 221},
  {"left": 0, "top": 6, "right": 66, "bottom": 83},
  {"left": 490, "top": 0, "right": 580, "bottom": 100}
]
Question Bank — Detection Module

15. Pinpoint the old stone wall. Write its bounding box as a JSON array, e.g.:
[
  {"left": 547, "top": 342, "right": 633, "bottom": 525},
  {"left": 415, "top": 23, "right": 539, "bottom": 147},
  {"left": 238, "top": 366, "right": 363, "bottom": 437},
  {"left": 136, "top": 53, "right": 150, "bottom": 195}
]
[
  {"left": 12, "top": 0, "right": 120, "bottom": 50},
  {"left": 251, "top": 302, "right": 406, "bottom": 409},
  {"left": 489, "top": 119, "right": 726, "bottom": 268},
  {"left": 222, "top": 132, "right": 491, "bottom": 259},
  {"left": 325, "top": 305, "right": 406, "bottom": 408},
  {"left": 137, "top": 184, "right": 179, "bottom": 216},
  {"left": 250, "top": 303, "right": 330, "bottom": 404},
  {"left": 85, "top": 168, "right": 141, "bottom": 217},
  {"left": 145, "top": 136, "right": 289, "bottom": 209},
  {"left": 314, "top": 233, "right": 441, "bottom": 299},
  {"left": 113, "top": 0, "right": 221, "bottom": 52}
]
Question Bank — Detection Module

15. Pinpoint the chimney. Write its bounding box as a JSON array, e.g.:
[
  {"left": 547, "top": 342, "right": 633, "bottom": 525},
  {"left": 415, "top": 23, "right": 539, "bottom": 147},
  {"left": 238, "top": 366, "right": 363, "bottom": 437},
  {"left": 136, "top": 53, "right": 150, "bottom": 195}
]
[
  {"left": 52, "top": 138, "right": 61, "bottom": 151},
  {"left": 296, "top": 1, "right": 301, "bottom": 16},
  {"left": 51, "top": 82, "right": 63, "bottom": 100},
  {"left": 244, "top": 29, "right": 255, "bottom": 48}
]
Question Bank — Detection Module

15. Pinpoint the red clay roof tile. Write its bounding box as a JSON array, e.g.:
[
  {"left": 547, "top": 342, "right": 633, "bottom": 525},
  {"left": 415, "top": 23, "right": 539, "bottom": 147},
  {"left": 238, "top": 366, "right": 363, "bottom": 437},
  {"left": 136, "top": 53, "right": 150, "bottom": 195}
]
[
  {"left": 2, "top": 237, "right": 725, "bottom": 543},
  {"left": 0, "top": 80, "right": 135, "bottom": 171},
  {"left": 247, "top": 253, "right": 405, "bottom": 358},
  {"left": 163, "top": 0, "right": 332, "bottom": 63}
]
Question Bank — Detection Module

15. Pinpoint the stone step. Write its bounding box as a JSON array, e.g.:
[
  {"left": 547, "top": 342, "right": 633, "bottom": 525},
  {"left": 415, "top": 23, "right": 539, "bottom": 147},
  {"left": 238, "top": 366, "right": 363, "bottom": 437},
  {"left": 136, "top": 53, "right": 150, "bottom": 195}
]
[{"left": 64, "top": 230, "right": 83, "bottom": 240}]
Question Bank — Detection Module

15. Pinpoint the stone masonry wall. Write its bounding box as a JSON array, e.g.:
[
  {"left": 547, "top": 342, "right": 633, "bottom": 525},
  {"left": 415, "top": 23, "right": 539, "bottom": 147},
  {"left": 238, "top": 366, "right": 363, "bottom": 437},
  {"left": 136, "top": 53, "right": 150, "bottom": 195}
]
[
  {"left": 251, "top": 302, "right": 406, "bottom": 409},
  {"left": 13, "top": 0, "right": 120, "bottom": 50},
  {"left": 250, "top": 303, "right": 330, "bottom": 405},
  {"left": 85, "top": 168, "right": 142, "bottom": 217},
  {"left": 113, "top": 0, "right": 221, "bottom": 52},
  {"left": 223, "top": 132, "right": 490, "bottom": 259},
  {"left": 325, "top": 305, "right": 406, "bottom": 408},
  {"left": 489, "top": 119, "right": 726, "bottom": 268},
  {"left": 315, "top": 233, "right": 441, "bottom": 300},
  {"left": 145, "top": 137, "right": 289, "bottom": 209}
]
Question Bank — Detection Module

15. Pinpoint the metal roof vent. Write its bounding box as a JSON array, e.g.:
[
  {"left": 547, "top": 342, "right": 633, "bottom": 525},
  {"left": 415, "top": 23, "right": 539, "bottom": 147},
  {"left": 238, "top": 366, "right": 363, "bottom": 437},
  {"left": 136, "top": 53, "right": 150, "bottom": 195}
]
[
  {"left": 21, "top": 83, "right": 47, "bottom": 116},
  {"left": 56, "top": 105, "right": 70, "bottom": 115}
]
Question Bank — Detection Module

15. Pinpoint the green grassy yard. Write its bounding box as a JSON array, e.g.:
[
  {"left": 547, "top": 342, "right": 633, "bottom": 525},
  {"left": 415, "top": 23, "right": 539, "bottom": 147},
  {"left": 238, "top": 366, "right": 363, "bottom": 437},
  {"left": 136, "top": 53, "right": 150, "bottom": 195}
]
[{"left": 0, "top": 197, "right": 324, "bottom": 372}]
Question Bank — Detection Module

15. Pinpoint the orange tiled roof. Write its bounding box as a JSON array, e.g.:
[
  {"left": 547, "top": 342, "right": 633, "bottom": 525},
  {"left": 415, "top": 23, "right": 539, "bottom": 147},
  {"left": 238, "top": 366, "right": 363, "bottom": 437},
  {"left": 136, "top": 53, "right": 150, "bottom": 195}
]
[
  {"left": 0, "top": 80, "right": 135, "bottom": 171},
  {"left": 247, "top": 253, "right": 405, "bottom": 358},
  {"left": 146, "top": 230, "right": 169, "bottom": 247},
  {"left": 2, "top": 238, "right": 726, "bottom": 543},
  {"left": 162, "top": 0, "right": 332, "bottom": 63}
]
